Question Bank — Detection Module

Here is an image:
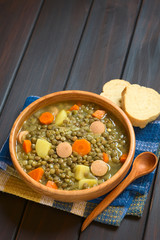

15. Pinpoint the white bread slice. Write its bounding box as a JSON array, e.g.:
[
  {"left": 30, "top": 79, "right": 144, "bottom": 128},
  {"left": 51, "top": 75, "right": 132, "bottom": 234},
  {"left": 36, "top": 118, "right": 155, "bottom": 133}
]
[
  {"left": 100, "top": 79, "right": 130, "bottom": 107},
  {"left": 121, "top": 84, "right": 160, "bottom": 128}
]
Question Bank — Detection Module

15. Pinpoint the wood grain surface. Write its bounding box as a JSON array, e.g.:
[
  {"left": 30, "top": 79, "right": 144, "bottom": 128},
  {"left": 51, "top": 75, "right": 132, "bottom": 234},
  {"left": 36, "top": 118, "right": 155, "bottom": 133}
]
[
  {"left": 123, "top": 0, "right": 160, "bottom": 239},
  {"left": 0, "top": 0, "right": 92, "bottom": 147},
  {"left": 144, "top": 166, "right": 160, "bottom": 240},
  {"left": 123, "top": 0, "right": 160, "bottom": 92},
  {"left": 16, "top": 202, "right": 82, "bottom": 240},
  {"left": 66, "top": 0, "right": 142, "bottom": 92},
  {"left": 0, "top": 0, "right": 160, "bottom": 239},
  {"left": 0, "top": 0, "right": 43, "bottom": 113},
  {"left": 0, "top": 1, "right": 42, "bottom": 239},
  {"left": 0, "top": 193, "right": 27, "bottom": 240}
]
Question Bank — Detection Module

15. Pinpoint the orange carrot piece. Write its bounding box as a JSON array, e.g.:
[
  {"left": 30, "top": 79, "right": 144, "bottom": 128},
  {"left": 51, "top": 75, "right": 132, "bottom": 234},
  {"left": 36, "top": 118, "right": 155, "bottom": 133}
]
[
  {"left": 23, "top": 140, "right": 32, "bottom": 153},
  {"left": 39, "top": 112, "right": 54, "bottom": 125},
  {"left": 120, "top": 153, "right": 128, "bottom": 163},
  {"left": 103, "top": 152, "right": 109, "bottom": 163},
  {"left": 69, "top": 104, "right": 80, "bottom": 111},
  {"left": 92, "top": 110, "right": 106, "bottom": 119},
  {"left": 46, "top": 181, "right": 58, "bottom": 189},
  {"left": 28, "top": 167, "right": 44, "bottom": 181},
  {"left": 72, "top": 139, "right": 91, "bottom": 156}
]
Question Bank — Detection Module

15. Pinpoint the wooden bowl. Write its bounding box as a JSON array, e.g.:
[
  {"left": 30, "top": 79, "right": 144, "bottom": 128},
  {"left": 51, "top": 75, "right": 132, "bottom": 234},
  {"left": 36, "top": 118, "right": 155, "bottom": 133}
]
[{"left": 9, "top": 90, "right": 135, "bottom": 202}]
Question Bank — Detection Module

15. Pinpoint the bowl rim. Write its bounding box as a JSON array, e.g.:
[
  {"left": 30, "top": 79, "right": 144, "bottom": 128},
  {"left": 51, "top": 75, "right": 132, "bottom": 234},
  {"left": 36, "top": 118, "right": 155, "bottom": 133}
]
[{"left": 9, "top": 90, "right": 135, "bottom": 200}]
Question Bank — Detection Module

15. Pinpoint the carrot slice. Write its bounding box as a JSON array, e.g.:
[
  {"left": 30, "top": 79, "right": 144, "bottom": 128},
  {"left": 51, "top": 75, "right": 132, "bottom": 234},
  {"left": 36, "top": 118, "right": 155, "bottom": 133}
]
[
  {"left": 103, "top": 152, "right": 109, "bottom": 163},
  {"left": 69, "top": 104, "right": 80, "bottom": 111},
  {"left": 39, "top": 112, "right": 54, "bottom": 125},
  {"left": 28, "top": 167, "right": 44, "bottom": 181},
  {"left": 92, "top": 110, "right": 106, "bottom": 119},
  {"left": 120, "top": 153, "right": 128, "bottom": 163},
  {"left": 23, "top": 140, "right": 32, "bottom": 153},
  {"left": 72, "top": 139, "right": 91, "bottom": 156},
  {"left": 46, "top": 181, "right": 58, "bottom": 189}
]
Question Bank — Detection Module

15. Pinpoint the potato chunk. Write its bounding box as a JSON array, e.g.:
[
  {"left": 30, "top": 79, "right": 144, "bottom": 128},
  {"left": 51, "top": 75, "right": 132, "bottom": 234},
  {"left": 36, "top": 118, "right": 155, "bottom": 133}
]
[
  {"left": 55, "top": 110, "right": 67, "bottom": 126},
  {"left": 75, "top": 165, "right": 90, "bottom": 180},
  {"left": 36, "top": 139, "right": 51, "bottom": 158},
  {"left": 79, "top": 179, "right": 98, "bottom": 189}
]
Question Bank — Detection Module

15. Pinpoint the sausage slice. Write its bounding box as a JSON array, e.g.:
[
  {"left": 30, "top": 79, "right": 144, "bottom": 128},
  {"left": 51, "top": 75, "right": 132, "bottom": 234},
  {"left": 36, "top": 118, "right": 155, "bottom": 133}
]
[
  {"left": 56, "top": 142, "right": 72, "bottom": 158},
  {"left": 18, "top": 131, "right": 29, "bottom": 144},
  {"left": 91, "top": 160, "right": 108, "bottom": 176},
  {"left": 90, "top": 121, "right": 105, "bottom": 134}
]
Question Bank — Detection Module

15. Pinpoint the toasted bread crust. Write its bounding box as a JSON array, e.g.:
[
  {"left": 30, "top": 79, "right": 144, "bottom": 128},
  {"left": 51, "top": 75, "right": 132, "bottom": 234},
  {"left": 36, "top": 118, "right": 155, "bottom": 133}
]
[
  {"left": 121, "top": 84, "right": 160, "bottom": 128},
  {"left": 100, "top": 79, "right": 130, "bottom": 107}
]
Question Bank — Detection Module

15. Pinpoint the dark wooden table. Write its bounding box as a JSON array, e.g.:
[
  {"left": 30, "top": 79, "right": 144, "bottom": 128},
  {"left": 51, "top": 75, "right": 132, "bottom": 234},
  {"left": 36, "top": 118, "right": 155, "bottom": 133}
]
[{"left": 0, "top": 0, "right": 160, "bottom": 239}]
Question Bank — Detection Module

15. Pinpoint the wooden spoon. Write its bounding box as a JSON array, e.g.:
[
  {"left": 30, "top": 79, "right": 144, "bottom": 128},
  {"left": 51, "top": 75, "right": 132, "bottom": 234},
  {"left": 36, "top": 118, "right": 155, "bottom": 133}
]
[{"left": 81, "top": 152, "right": 158, "bottom": 232}]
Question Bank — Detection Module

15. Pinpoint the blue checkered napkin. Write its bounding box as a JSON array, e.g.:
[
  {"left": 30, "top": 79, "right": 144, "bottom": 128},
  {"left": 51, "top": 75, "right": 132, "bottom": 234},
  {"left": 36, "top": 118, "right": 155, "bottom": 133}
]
[{"left": 0, "top": 96, "right": 160, "bottom": 226}]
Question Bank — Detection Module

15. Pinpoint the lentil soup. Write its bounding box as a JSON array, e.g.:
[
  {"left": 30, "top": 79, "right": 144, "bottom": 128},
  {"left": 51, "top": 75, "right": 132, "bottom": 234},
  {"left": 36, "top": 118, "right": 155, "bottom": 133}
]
[{"left": 16, "top": 101, "right": 129, "bottom": 190}]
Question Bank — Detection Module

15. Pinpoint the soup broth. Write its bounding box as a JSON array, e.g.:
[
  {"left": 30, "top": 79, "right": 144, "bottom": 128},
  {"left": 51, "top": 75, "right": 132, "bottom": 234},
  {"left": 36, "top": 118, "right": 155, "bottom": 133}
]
[{"left": 16, "top": 101, "right": 129, "bottom": 190}]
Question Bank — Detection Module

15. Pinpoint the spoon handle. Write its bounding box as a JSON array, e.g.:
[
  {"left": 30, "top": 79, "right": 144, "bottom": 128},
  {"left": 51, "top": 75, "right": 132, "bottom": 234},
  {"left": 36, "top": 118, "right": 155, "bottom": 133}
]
[{"left": 81, "top": 170, "right": 136, "bottom": 232}]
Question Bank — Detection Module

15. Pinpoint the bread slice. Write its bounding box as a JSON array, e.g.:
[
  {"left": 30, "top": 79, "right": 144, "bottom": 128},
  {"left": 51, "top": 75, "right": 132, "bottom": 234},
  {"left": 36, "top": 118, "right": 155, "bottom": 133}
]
[
  {"left": 100, "top": 79, "right": 130, "bottom": 107},
  {"left": 121, "top": 84, "right": 160, "bottom": 128}
]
